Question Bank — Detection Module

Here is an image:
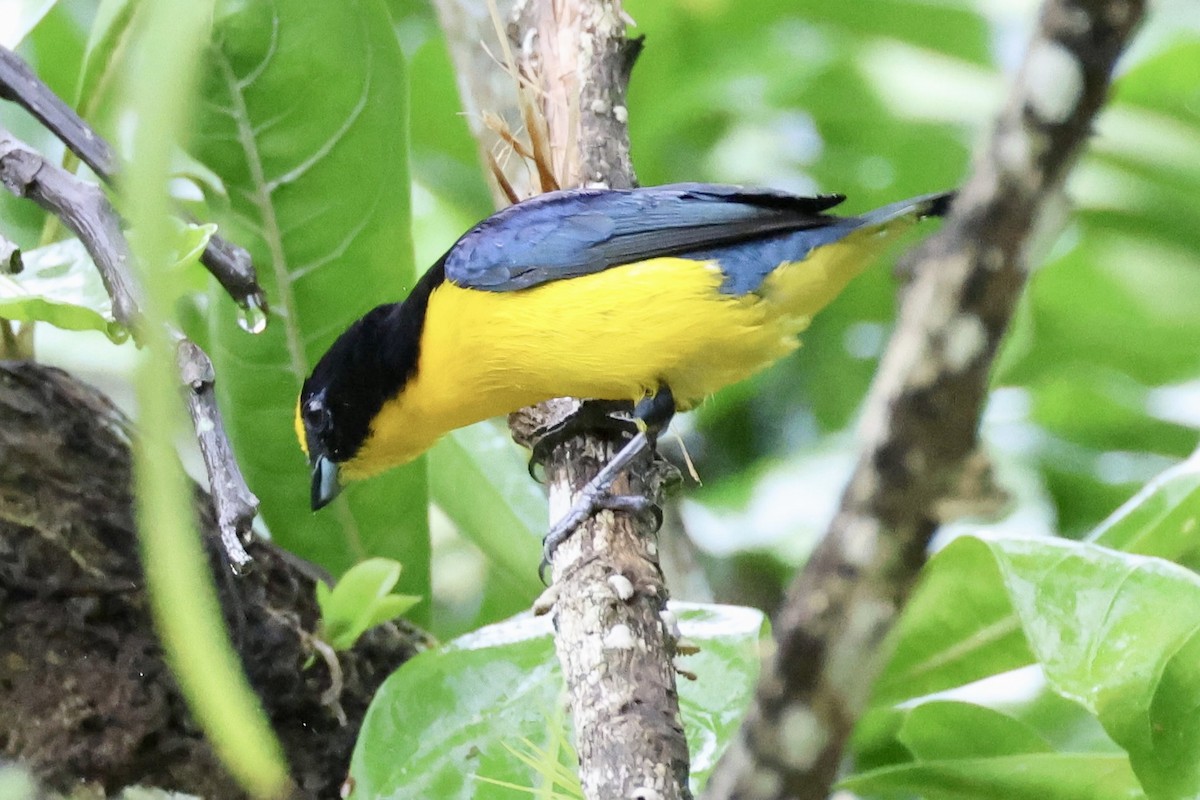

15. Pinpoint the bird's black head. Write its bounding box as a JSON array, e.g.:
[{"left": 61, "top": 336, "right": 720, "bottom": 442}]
[{"left": 297, "top": 262, "right": 445, "bottom": 509}]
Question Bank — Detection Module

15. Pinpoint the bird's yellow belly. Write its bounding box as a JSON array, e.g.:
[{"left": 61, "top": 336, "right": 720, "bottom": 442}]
[{"left": 424, "top": 256, "right": 808, "bottom": 416}]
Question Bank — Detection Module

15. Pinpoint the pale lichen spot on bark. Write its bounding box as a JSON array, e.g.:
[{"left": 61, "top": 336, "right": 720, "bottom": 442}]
[
  {"left": 839, "top": 518, "right": 879, "bottom": 571},
  {"left": 1025, "top": 39, "right": 1084, "bottom": 124},
  {"left": 1105, "top": 0, "right": 1134, "bottom": 27},
  {"left": 803, "top": 589, "right": 830, "bottom": 618},
  {"left": 604, "top": 623, "right": 636, "bottom": 650},
  {"left": 777, "top": 705, "right": 829, "bottom": 770},
  {"left": 996, "top": 126, "right": 1035, "bottom": 181},
  {"left": 609, "top": 573, "right": 635, "bottom": 601},
  {"left": 982, "top": 245, "right": 1006, "bottom": 272},
  {"left": 828, "top": 597, "right": 897, "bottom": 707},
  {"left": 903, "top": 446, "right": 927, "bottom": 476},
  {"left": 1060, "top": 5, "right": 1093, "bottom": 35},
  {"left": 659, "top": 608, "right": 680, "bottom": 639},
  {"left": 943, "top": 313, "right": 988, "bottom": 372},
  {"left": 614, "top": 105, "right": 629, "bottom": 123},
  {"left": 747, "top": 766, "right": 782, "bottom": 797}
]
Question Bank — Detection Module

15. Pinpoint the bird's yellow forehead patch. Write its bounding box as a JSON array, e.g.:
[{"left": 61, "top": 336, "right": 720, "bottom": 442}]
[{"left": 294, "top": 398, "right": 308, "bottom": 458}]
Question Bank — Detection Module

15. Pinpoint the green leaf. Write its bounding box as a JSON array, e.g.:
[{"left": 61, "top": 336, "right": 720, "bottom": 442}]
[
  {"left": 870, "top": 535, "right": 1032, "bottom": 708},
  {"left": 0, "top": 220, "right": 209, "bottom": 340},
  {"left": 1029, "top": 367, "right": 1198, "bottom": 459},
  {"left": 316, "top": 557, "right": 420, "bottom": 651},
  {"left": 851, "top": 698, "right": 1141, "bottom": 799},
  {"left": 897, "top": 701, "right": 1053, "bottom": 761},
  {"left": 1089, "top": 451, "right": 1200, "bottom": 569},
  {"left": 0, "top": 239, "right": 122, "bottom": 340},
  {"left": 989, "top": 537, "right": 1200, "bottom": 800},
  {"left": 873, "top": 448, "right": 1200, "bottom": 712},
  {"left": 193, "top": 0, "right": 430, "bottom": 602},
  {"left": 841, "top": 753, "right": 1144, "bottom": 800},
  {"left": 365, "top": 592, "right": 421, "bottom": 628},
  {"left": 350, "top": 603, "right": 767, "bottom": 798},
  {"left": 74, "top": 0, "right": 137, "bottom": 117}
]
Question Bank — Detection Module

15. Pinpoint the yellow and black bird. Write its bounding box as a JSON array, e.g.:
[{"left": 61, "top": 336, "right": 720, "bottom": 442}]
[{"left": 297, "top": 183, "right": 951, "bottom": 547}]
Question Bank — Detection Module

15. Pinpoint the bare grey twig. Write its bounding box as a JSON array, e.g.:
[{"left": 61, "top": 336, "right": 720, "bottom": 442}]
[
  {"left": 0, "top": 44, "right": 265, "bottom": 311},
  {"left": 0, "top": 127, "right": 256, "bottom": 569},
  {"left": 176, "top": 338, "right": 257, "bottom": 570},
  {"left": 703, "top": 1, "right": 1146, "bottom": 798},
  {"left": 0, "top": 130, "right": 142, "bottom": 326}
]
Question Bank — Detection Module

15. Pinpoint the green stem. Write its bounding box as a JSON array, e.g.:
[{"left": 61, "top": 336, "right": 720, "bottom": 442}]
[{"left": 121, "top": 1, "right": 290, "bottom": 796}]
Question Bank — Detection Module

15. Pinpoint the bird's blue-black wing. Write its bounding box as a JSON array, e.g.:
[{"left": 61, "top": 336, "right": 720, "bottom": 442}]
[{"left": 442, "top": 183, "right": 849, "bottom": 294}]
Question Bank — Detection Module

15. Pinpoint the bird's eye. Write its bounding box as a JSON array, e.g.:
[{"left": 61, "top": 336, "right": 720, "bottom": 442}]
[{"left": 303, "top": 402, "right": 331, "bottom": 432}]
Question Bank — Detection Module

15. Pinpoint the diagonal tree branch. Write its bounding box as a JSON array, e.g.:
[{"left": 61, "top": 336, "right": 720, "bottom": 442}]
[
  {"left": 0, "top": 44, "right": 265, "bottom": 312},
  {"left": 0, "top": 128, "right": 257, "bottom": 569},
  {"left": 703, "top": 1, "right": 1146, "bottom": 798}
]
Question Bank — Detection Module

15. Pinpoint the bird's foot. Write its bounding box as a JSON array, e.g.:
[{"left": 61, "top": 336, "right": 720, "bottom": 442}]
[
  {"left": 537, "top": 429, "right": 658, "bottom": 582},
  {"left": 538, "top": 489, "right": 663, "bottom": 583},
  {"left": 536, "top": 385, "right": 676, "bottom": 583},
  {"left": 525, "top": 400, "right": 637, "bottom": 481}
]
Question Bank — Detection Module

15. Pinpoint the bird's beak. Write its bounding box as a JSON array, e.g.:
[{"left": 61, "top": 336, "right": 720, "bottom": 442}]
[{"left": 310, "top": 454, "right": 342, "bottom": 510}]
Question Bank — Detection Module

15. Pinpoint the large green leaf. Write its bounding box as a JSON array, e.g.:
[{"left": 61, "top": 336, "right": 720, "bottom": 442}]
[
  {"left": 0, "top": 222, "right": 212, "bottom": 341},
  {"left": 871, "top": 447, "right": 1200, "bottom": 710},
  {"left": 846, "top": 699, "right": 1143, "bottom": 800},
  {"left": 193, "top": 0, "right": 430, "bottom": 601},
  {"left": 860, "top": 450, "right": 1200, "bottom": 791},
  {"left": 869, "top": 536, "right": 1032, "bottom": 708},
  {"left": 1089, "top": 451, "right": 1200, "bottom": 568},
  {"left": 350, "top": 603, "right": 767, "bottom": 799},
  {"left": 842, "top": 753, "right": 1144, "bottom": 800},
  {"left": 990, "top": 537, "right": 1200, "bottom": 800}
]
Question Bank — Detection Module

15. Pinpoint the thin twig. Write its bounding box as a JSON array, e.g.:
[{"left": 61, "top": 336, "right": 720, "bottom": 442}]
[
  {"left": 0, "top": 44, "right": 265, "bottom": 311},
  {"left": 176, "top": 337, "right": 258, "bottom": 570},
  {"left": 703, "top": 1, "right": 1146, "bottom": 798},
  {"left": 0, "top": 129, "right": 142, "bottom": 326},
  {"left": 0, "top": 127, "right": 256, "bottom": 569}
]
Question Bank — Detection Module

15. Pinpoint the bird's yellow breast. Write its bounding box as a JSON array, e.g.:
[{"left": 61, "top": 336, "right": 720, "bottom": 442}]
[{"left": 342, "top": 229, "right": 893, "bottom": 479}]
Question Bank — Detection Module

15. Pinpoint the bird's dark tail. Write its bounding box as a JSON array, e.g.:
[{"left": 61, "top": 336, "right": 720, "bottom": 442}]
[{"left": 857, "top": 189, "right": 956, "bottom": 229}]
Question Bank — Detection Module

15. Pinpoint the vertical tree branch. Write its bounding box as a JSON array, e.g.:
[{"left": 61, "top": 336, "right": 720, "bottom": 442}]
[
  {"left": 434, "top": 0, "right": 691, "bottom": 797},
  {"left": 703, "top": 1, "right": 1145, "bottom": 798},
  {"left": 507, "top": 3, "right": 691, "bottom": 799}
]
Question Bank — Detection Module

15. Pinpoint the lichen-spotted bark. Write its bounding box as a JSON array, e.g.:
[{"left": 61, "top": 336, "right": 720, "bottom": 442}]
[
  {"left": 703, "top": 1, "right": 1147, "bottom": 799},
  {"left": 501, "top": 1, "right": 694, "bottom": 797}
]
